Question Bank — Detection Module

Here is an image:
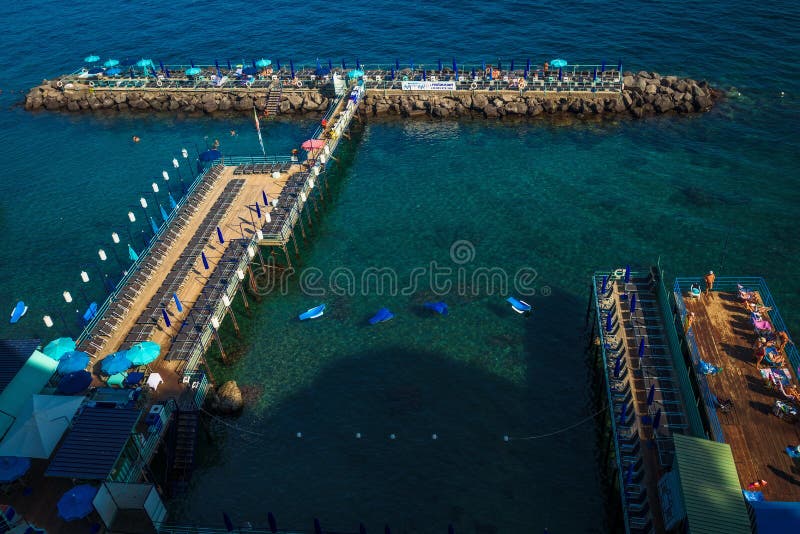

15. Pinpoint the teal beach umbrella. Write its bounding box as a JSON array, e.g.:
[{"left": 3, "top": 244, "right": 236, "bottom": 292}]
[
  {"left": 255, "top": 58, "right": 271, "bottom": 68},
  {"left": 103, "top": 59, "right": 119, "bottom": 68},
  {"left": 84, "top": 55, "right": 100, "bottom": 63},
  {"left": 185, "top": 67, "right": 201, "bottom": 76},
  {"left": 347, "top": 69, "right": 364, "bottom": 79},
  {"left": 126, "top": 341, "right": 160, "bottom": 365},
  {"left": 128, "top": 244, "right": 139, "bottom": 262},
  {"left": 551, "top": 59, "right": 568, "bottom": 68},
  {"left": 43, "top": 337, "right": 76, "bottom": 360}
]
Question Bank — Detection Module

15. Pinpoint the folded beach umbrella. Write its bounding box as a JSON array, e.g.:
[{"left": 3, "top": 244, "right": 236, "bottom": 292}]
[
  {"left": 128, "top": 244, "right": 139, "bottom": 262},
  {"left": 57, "top": 371, "right": 92, "bottom": 394},
  {"left": 43, "top": 337, "right": 76, "bottom": 360}
]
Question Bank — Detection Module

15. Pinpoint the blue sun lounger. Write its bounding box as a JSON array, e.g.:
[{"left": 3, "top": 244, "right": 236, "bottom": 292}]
[
  {"left": 423, "top": 301, "right": 448, "bottom": 315},
  {"left": 299, "top": 304, "right": 326, "bottom": 320},
  {"left": 506, "top": 297, "right": 531, "bottom": 314},
  {"left": 369, "top": 307, "right": 394, "bottom": 325}
]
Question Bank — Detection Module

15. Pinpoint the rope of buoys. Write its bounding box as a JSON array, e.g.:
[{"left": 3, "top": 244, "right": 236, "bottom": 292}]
[{"left": 508, "top": 405, "right": 608, "bottom": 441}]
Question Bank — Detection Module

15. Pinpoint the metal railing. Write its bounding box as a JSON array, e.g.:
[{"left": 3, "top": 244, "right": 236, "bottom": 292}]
[
  {"left": 77, "top": 164, "right": 220, "bottom": 347},
  {"left": 58, "top": 63, "right": 623, "bottom": 94}
]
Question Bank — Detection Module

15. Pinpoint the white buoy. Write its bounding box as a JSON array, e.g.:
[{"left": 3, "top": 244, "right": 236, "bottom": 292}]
[
  {"left": 432, "top": 434, "right": 438, "bottom": 440},
  {"left": 296, "top": 432, "right": 303, "bottom": 438},
  {"left": 43, "top": 315, "right": 54, "bottom": 328},
  {"left": 355, "top": 432, "right": 362, "bottom": 439},
  {"left": 389, "top": 433, "right": 396, "bottom": 440},
  {"left": 503, "top": 435, "right": 510, "bottom": 442}
]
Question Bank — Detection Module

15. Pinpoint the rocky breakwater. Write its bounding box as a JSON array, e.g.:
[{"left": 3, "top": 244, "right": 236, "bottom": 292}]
[
  {"left": 361, "top": 71, "right": 720, "bottom": 119},
  {"left": 24, "top": 82, "right": 330, "bottom": 114}
]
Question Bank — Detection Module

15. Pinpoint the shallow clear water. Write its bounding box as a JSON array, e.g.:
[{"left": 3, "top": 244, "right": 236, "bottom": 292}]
[{"left": 1, "top": 0, "right": 799, "bottom": 532}]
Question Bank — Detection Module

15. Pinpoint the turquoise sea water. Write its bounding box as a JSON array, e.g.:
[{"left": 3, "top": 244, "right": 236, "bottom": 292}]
[{"left": 1, "top": 0, "right": 799, "bottom": 532}]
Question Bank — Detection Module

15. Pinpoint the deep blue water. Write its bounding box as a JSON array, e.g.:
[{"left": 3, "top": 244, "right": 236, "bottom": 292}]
[{"left": 1, "top": 1, "right": 799, "bottom": 532}]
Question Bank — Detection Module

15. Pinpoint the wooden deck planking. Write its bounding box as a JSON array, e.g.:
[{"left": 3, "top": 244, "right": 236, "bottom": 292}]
[{"left": 684, "top": 291, "right": 800, "bottom": 501}]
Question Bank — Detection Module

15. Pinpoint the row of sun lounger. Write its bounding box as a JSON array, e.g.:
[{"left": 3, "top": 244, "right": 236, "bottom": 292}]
[
  {"left": 77, "top": 165, "right": 227, "bottom": 355},
  {"left": 233, "top": 162, "right": 292, "bottom": 175}
]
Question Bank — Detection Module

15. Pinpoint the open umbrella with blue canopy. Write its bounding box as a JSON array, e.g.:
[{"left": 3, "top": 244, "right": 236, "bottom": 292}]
[
  {"left": 185, "top": 67, "right": 201, "bottom": 76},
  {"left": 87, "top": 67, "right": 104, "bottom": 75},
  {"left": 128, "top": 244, "right": 139, "bottom": 262},
  {"left": 136, "top": 58, "right": 153, "bottom": 68},
  {"left": 551, "top": 59, "right": 568, "bottom": 68},
  {"left": 100, "top": 351, "right": 131, "bottom": 375},
  {"left": 255, "top": 58, "right": 271, "bottom": 68},
  {"left": 242, "top": 66, "right": 257, "bottom": 75},
  {"left": 57, "top": 371, "right": 92, "bottom": 394},
  {"left": 57, "top": 351, "right": 90, "bottom": 375},
  {"left": 0, "top": 456, "right": 31, "bottom": 483},
  {"left": 43, "top": 337, "right": 76, "bottom": 360},
  {"left": 120, "top": 57, "right": 136, "bottom": 67},
  {"left": 58, "top": 485, "right": 98, "bottom": 521},
  {"left": 106, "top": 67, "right": 121, "bottom": 76},
  {"left": 127, "top": 341, "right": 160, "bottom": 366},
  {"left": 103, "top": 59, "right": 119, "bottom": 68},
  {"left": 199, "top": 149, "right": 222, "bottom": 162},
  {"left": 84, "top": 55, "right": 100, "bottom": 63},
  {"left": 347, "top": 70, "right": 364, "bottom": 79}
]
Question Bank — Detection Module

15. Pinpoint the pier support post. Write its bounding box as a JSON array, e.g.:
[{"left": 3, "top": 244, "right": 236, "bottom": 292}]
[
  {"left": 304, "top": 206, "right": 313, "bottom": 228},
  {"left": 290, "top": 229, "right": 300, "bottom": 256},
  {"left": 238, "top": 284, "right": 250, "bottom": 311},
  {"left": 227, "top": 308, "right": 241, "bottom": 337},
  {"left": 585, "top": 284, "right": 594, "bottom": 326},
  {"left": 211, "top": 327, "right": 228, "bottom": 365},
  {"left": 281, "top": 245, "right": 293, "bottom": 269},
  {"left": 297, "top": 217, "right": 307, "bottom": 241}
]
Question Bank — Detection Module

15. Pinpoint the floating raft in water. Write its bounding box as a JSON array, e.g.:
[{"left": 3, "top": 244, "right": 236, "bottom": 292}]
[
  {"left": 424, "top": 301, "right": 448, "bottom": 315},
  {"left": 506, "top": 297, "right": 531, "bottom": 314},
  {"left": 299, "top": 304, "right": 326, "bottom": 321},
  {"left": 10, "top": 301, "right": 27, "bottom": 324},
  {"left": 369, "top": 307, "right": 394, "bottom": 325}
]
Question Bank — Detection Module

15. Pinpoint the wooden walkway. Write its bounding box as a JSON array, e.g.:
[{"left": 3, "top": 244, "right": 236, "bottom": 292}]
[{"left": 683, "top": 290, "right": 800, "bottom": 501}]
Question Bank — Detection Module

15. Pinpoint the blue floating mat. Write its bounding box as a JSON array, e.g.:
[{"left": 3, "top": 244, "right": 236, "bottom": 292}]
[
  {"left": 506, "top": 297, "right": 531, "bottom": 314},
  {"left": 10, "top": 301, "right": 27, "bottom": 324},
  {"left": 699, "top": 360, "right": 721, "bottom": 375},
  {"left": 299, "top": 304, "right": 325, "bottom": 321},
  {"left": 82, "top": 302, "right": 98, "bottom": 323},
  {"left": 423, "top": 301, "right": 448, "bottom": 315},
  {"left": 369, "top": 307, "right": 394, "bottom": 325},
  {"left": 786, "top": 446, "right": 800, "bottom": 459}
]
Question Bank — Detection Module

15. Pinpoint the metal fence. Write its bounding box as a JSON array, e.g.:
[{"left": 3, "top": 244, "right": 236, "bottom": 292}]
[{"left": 59, "top": 63, "right": 622, "bottom": 94}]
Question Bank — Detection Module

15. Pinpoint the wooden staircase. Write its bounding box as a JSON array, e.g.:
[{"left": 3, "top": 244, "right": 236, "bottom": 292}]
[
  {"left": 168, "top": 406, "right": 199, "bottom": 495},
  {"left": 264, "top": 82, "right": 282, "bottom": 119}
]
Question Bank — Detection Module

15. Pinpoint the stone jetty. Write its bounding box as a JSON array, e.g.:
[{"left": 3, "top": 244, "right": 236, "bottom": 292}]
[{"left": 24, "top": 71, "right": 719, "bottom": 118}]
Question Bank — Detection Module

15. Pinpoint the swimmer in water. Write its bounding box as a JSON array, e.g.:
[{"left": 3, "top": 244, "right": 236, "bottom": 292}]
[
  {"left": 230, "top": 130, "right": 236, "bottom": 136},
  {"left": 132, "top": 136, "right": 140, "bottom": 143}
]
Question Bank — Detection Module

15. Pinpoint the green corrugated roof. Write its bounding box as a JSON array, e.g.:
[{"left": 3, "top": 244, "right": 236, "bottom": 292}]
[{"left": 672, "top": 433, "right": 752, "bottom": 534}]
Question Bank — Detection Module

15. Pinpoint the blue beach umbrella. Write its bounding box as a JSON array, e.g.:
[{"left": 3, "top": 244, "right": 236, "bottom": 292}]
[
  {"left": 638, "top": 338, "right": 645, "bottom": 358},
  {"left": 605, "top": 312, "right": 612, "bottom": 332},
  {"left": 227, "top": 59, "right": 232, "bottom": 70},
  {"left": 224, "top": 512, "right": 234, "bottom": 532},
  {"left": 103, "top": 59, "right": 119, "bottom": 68},
  {"left": 630, "top": 293, "right": 637, "bottom": 313},
  {"left": 255, "top": 203, "right": 262, "bottom": 218},
  {"left": 173, "top": 292, "right": 183, "bottom": 313},
  {"left": 289, "top": 59, "right": 295, "bottom": 78},
  {"left": 356, "top": 58, "right": 361, "bottom": 69},
  {"left": 215, "top": 60, "right": 221, "bottom": 77},
  {"left": 201, "top": 251, "right": 209, "bottom": 270},
  {"left": 43, "top": 337, "right": 76, "bottom": 360},
  {"left": 87, "top": 67, "right": 104, "bottom": 75},
  {"left": 129, "top": 67, "right": 135, "bottom": 78},
  {"left": 242, "top": 66, "right": 257, "bottom": 75},
  {"left": 653, "top": 408, "right": 662, "bottom": 430},
  {"left": 217, "top": 226, "right": 224, "bottom": 244},
  {"left": 601, "top": 275, "right": 608, "bottom": 293},
  {"left": 617, "top": 59, "right": 622, "bottom": 72},
  {"left": 410, "top": 60, "right": 414, "bottom": 70},
  {"left": 471, "top": 67, "right": 476, "bottom": 77},
  {"left": 314, "top": 518, "right": 322, "bottom": 534},
  {"left": 161, "top": 308, "right": 172, "bottom": 328},
  {"left": 328, "top": 59, "right": 333, "bottom": 71},
  {"left": 159, "top": 60, "right": 166, "bottom": 73},
  {"left": 510, "top": 59, "right": 515, "bottom": 71},
  {"left": 159, "top": 204, "right": 169, "bottom": 223},
  {"left": 168, "top": 193, "right": 177, "bottom": 210},
  {"left": 252, "top": 59, "right": 257, "bottom": 69},
  {"left": 625, "top": 462, "right": 633, "bottom": 487},
  {"left": 190, "top": 59, "right": 195, "bottom": 68},
  {"left": 558, "top": 68, "right": 563, "bottom": 81},
  {"left": 619, "top": 401, "right": 628, "bottom": 425},
  {"left": 593, "top": 68, "right": 598, "bottom": 81},
  {"left": 614, "top": 354, "right": 622, "bottom": 378},
  {"left": 647, "top": 383, "right": 655, "bottom": 405},
  {"left": 128, "top": 244, "right": 139, "bottom": 262},
  {"left": 57, "top": 371, "right": 92, "bottom": 394},
  {"left": 136, "top": 58, "right": 153, "bottom": 68},
  {"left": 390, "top": 67, "right": 395, "bottom": 79},
  {"left": 149, "top": 216, "right": 159, "bottom": 235},
  {"left": 437, "top": 59, "right": 442, "bottom": 71},
  {"left": 120, "top": 57, "right": 136, "bottom": 67},
  {"left": 452, "top": 57, "right": 457, "bottom": 74},
  {"left": 395, "top": 59, "right": 400, "bottom": 70},
  {"left": 601, "top": 60, "right": 606, "bottom": 72},
  {"left": 100, "top": 351, "right": 131, "bottom": 375},
  {"left": 422, "top": 69, "right": 426, "bottom": 80},
  {"left": 481, "top": 60, "right": 485, "bottom": 73},
  {"left": 526, "top": 58, "right": 531, "bottom": 72},
  {"left": 106, "top": 67, "right": 121, "bottom": 76},
  {"left": 57, "top": 351, "right": 90, "bottom": 375},
  {"left": 268, "top": 513, "right": 278, "bottom": 533},
  {"left": 58, "top": 485, "right": 98, "bottom": 521},
  {"left": 185, "top": 67, "right": 201, "bottom": 76},
  {"left": 624, "top": 264, "right": 631, "bottom": 283},
  {"left": 0, "top": 456, "right": 31, "bottom": 483},
  {"left": 551, "top": 58, "right": 568, "bottom": 68},
  {"left": 165, "top": 68, "right": 170, "bottom": 78},
  {"left": 84, "top": 55, "right": 100, "bottom": 63},
  {"left": 276, "top": 59, "right": 281, "bottom": 70},
  {"left": 128, "top": 341, "right": 160, "bottom": 366},
  {"left": 262, "top": 190, "right": 269, "bottom": 206},
  {"left": 498, "top": 59, "right": 502, "bottom": 70}
]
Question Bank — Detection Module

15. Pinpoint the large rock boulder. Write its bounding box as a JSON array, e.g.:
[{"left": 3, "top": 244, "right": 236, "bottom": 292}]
[{"left": 209, "top": 381, "right": 244, "bottom": 414}]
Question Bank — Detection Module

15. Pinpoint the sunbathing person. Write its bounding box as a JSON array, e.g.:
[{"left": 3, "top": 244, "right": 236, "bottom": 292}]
[
  {"left": 780, "top": 383, "right": 800, "bottom": 403},
  {"left": 777, "top": 331, "right": 794, "bottom": 352}
]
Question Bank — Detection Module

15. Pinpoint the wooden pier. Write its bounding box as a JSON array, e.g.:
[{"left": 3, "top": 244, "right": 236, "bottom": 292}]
[
  {"left": 74, "top": 84, "right": 361, "bottom": 417},
  {"left": 675, "top": 277, "right": 800, "bottom": 502}
]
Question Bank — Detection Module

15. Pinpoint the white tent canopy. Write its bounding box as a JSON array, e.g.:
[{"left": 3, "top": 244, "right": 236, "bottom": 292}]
[{"left": 0, "top": 394, "right": 84, "bottom": 458}]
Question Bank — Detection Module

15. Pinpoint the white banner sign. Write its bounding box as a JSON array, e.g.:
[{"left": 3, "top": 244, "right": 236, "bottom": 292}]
[{"left": 400, "top": 81, "right": 457, "bottom": 91}]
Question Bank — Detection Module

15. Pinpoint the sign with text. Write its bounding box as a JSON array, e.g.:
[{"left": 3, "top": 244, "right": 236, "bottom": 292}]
[{"left": 401, "top": 80, "right": 457, "bottom": 91}]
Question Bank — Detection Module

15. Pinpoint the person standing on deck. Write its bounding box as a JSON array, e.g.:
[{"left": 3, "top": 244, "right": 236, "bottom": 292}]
[
  {"left": 704, "top": 270, "right": 715, "bottom": 296},
  {"left": 684, "top": 312, "right": 696, "bottom": 333},
  {"left": 777, "top": 331, "right": 794, "bottom": 352}
]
